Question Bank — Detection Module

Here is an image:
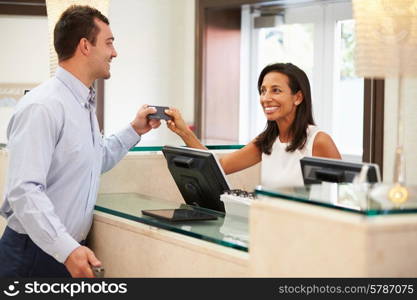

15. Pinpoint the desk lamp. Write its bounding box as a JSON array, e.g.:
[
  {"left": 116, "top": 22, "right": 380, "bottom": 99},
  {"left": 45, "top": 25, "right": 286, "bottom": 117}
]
[{"left": 353, "top": 0, "right": 417, "bottom": 204}]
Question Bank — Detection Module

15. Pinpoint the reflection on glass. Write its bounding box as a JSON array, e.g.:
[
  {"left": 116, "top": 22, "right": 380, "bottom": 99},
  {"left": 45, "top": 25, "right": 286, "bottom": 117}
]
[
  {"left": 256, "top": 183, "right": 417, "bottom": 216},
  {"left": 220, "top": 215, "right": 248, "bottom": 246},
  {"left": 309, "top": 182, "right": 369, "bottom": 211},
  {"left": 309, "top": 182, "right": 339, "bottom": 206}
]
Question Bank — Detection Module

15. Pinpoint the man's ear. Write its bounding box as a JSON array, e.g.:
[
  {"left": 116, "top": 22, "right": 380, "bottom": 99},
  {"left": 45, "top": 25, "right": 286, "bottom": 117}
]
[
  {"left": 294, "top": 90, "right": 304, "bottom": 106},
  {"left": 79, "top": 38, "right": 90, "bottom": 56}
]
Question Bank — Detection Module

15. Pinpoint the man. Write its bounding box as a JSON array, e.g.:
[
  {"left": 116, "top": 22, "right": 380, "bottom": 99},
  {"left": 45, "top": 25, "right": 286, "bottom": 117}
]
[{"left": 0, "top": 5, "right": 160, "bottom": 277}]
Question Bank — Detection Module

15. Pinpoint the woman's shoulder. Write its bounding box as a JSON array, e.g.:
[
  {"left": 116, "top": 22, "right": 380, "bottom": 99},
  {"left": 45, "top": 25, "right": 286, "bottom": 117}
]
[
  {"left": 312, "top": 131, "right": 341, "bottom": 159},
  {"left": 313, "top": 131, "right": 333, "bottom": 145}
]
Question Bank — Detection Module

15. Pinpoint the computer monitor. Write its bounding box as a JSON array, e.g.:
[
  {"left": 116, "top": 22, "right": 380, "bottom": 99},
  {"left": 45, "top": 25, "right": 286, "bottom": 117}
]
[
  {"left": 162, "top": 145, "right": 231, "bottom": 212},
  {"left": 300, "top": 156, "right": 381, "bottom": 185}
]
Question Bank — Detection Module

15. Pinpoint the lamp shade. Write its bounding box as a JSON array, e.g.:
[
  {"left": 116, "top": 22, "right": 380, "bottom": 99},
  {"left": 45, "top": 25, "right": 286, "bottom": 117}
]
[
  {"left": 45, "top": 0, "right": 110, "bottom": 77},
  {"left": 353, "top": 0, "right": 417, "bottom": 78}
]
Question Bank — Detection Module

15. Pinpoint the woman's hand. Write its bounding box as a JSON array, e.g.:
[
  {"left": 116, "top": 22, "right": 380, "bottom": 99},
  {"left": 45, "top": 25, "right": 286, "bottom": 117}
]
[
  {"left": 164, "top": 107, "right": 206, "bottom": 150},
  {"left": 164, "top": 107, "right": 191, "bottom": 138}
]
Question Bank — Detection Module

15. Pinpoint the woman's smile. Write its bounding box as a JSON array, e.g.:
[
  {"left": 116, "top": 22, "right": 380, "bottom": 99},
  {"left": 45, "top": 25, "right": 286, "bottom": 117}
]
[{"left": 264, "top": 106, "right": 279, "bottom": 114}]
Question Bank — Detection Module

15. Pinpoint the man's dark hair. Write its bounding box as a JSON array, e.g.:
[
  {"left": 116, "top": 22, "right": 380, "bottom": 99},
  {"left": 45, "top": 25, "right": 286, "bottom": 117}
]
[
  {"left": 254, "top": 63, "right": 315, "bottom": 155},
  {"left": 54, "top": 5, "right": 109, "bottom": 61}
]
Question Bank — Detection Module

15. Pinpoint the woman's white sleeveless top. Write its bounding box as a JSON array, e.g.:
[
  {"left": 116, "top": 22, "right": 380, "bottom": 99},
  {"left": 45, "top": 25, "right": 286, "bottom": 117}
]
[{"left": 261, "top": 125, "right": 321, "bottom": 188}]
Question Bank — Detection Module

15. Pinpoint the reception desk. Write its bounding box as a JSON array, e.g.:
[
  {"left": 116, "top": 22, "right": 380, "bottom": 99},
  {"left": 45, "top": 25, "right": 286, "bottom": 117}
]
[
  {"left": 250, "top": 184, "right": 417, "bottom": 277},
  {"left": 2, "top": 146, "right": 417, "bottom": 277},
  {"left": 90, "top": 193, "right": 250, "bottom": 277},
  {"left": 89, "top": 181, "right": 417, "bottom": 277}
]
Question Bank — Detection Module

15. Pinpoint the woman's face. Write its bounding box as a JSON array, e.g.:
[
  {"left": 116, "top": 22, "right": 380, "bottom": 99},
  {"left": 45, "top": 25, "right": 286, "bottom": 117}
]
[{"left": 259, "top": 71, "right": 302, "bottom": 122}]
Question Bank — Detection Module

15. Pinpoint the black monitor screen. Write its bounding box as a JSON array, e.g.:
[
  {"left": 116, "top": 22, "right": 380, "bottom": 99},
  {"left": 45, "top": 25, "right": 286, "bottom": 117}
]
[
  {"left": 300, "top": 157, "right": 381, "bottom": 185},
  {"left": 162, "top": 145, "right": 230, "bottom": 212}
]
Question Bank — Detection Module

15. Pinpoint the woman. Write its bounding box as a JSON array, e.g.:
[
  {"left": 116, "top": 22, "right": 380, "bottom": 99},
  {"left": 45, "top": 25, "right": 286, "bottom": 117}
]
[{"left": 165, "top": 63, "right": 341, "bottom": 187}]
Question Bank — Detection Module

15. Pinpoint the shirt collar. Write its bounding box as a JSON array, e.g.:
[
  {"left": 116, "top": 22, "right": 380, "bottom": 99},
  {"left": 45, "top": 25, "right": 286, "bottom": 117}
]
[{"left": 55, "top": 66, "right": 96, "bottom": 109}]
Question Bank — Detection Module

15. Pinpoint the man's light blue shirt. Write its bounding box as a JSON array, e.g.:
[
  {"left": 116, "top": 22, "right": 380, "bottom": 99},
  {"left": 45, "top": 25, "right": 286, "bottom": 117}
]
[{"left": 0, "top": 66, "right": 141, "bottom": 263}]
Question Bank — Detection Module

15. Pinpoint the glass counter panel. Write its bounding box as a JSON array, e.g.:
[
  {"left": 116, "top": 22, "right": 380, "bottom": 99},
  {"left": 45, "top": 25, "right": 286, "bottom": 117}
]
[
  {"left": 129, "top": 144, "right": 244, "bottom": 152},
  {"left": 95, "top": 193, "right": 248, "bottom": 251},
  {"left": 255, "top": 183, "right": 417, "bottom": 216}
]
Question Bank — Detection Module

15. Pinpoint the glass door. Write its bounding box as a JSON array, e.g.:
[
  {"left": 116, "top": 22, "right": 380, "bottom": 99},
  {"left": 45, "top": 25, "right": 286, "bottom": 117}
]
[{"left": 241, "top": 1, "right": 364, "bottom": 161}]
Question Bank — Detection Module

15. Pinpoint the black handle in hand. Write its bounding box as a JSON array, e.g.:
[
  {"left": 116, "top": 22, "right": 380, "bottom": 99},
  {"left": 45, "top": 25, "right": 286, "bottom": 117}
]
[{"left": 92, "top": 266, "right": 105, "bottom": 278}]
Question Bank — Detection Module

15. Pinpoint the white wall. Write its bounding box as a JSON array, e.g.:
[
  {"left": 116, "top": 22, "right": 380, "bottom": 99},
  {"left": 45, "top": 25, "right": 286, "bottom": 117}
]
[
  {"left": 0, "top": 15, "right": 49, "bottom": 83},
  {"left": 105, "top": 0, "right": 195, "bottom": 146},
  {"left": 0, "top": 15, "right": 49, "bottom": 144},
  {"left": 0, "top": 2, "right": 195, "bottom": 147},
  {"left": 384, "top": 78, "right": 417, "bottom": 185}
]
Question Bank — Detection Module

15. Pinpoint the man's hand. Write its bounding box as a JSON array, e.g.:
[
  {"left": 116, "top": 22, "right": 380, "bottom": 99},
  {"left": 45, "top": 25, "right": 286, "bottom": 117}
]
[
  {"left": 130, "top": 104, "right": 161, "bottom": 135},
  {"left": 64, "top": 246, "right": 101, "bottom": 278}
]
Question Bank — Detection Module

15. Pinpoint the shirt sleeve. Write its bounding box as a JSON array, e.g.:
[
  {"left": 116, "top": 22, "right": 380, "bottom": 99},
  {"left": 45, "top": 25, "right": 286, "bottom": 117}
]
[
  {"left": 100, "top": 125, "right": 141, "bottom": 173},
  {"left": 6, "top": 103, "right": 80, "bottom": 263}
]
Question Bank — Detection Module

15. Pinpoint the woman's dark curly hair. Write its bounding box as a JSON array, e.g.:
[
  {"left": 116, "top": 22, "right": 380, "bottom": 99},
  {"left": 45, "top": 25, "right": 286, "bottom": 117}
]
[{"left": 254, "top": 63, "right": 315, "bottom": 155}]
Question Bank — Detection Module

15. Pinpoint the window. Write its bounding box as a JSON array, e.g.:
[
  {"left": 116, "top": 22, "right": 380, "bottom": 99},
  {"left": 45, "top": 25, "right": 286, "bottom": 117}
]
[
  {"left": 241, "top": 1, "right": 363, "bottom": 161},
  {"left": 333, "top": 19, "right": 364, "bottom": 161}
]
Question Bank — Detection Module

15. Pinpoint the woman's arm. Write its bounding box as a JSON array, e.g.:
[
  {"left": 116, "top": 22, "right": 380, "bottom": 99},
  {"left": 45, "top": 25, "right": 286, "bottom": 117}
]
[
  {"left": 220, "top": 141, "right": 262, "bottom": 174},
  {"left": 165, "top": 108, "right": 262, "bottom": 174},
  {"left": 312, "top": 132, "right": 342, "bottom": 159},
  {"left": 165, "top": 108, "right": 206, "bottom": 150}
]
